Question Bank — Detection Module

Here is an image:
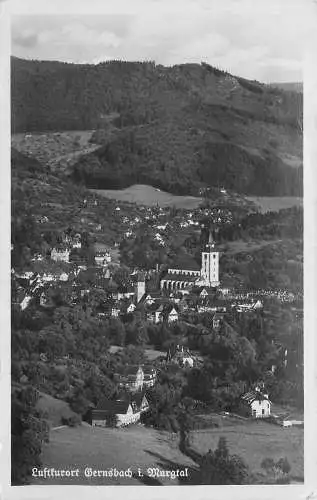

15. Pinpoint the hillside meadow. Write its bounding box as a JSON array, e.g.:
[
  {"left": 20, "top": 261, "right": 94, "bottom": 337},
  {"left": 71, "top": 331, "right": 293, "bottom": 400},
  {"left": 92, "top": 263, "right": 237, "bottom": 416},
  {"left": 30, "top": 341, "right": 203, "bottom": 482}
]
[
  {"left": 91, "top": 185, "right": 203, "bottom": 209},
  {"left": 34, "top": 417, "right": 303, "bottom": 485},
  {"left": 91, "top": 184, "right": 302, "bottom": 213}
]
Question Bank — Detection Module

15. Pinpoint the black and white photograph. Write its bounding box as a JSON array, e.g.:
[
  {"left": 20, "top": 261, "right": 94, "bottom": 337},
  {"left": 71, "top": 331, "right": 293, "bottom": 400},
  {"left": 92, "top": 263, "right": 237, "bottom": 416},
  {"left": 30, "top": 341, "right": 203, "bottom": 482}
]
[{"left": 4, "top": 0, "right": 314, "bottom": 491}]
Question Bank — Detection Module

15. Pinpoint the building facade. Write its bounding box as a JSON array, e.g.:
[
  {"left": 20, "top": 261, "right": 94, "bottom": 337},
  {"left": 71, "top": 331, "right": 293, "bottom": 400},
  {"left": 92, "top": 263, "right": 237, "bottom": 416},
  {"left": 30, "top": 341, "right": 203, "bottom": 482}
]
[
  {"left": 239, "top": 388, "right": 271, "bottom": 418},
  {"left": 51, "top": 247, "right": 70, "bottom": 263},
  {"left": 160, "top": 230, "right": 220, "bottom": 291}
]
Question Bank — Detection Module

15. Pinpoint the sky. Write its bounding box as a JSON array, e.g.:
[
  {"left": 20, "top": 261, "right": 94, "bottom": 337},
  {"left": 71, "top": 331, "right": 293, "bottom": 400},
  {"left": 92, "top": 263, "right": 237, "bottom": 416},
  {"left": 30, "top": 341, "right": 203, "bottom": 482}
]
[{"left": 9, "top": 0, "right": 315, "bottom": 83}]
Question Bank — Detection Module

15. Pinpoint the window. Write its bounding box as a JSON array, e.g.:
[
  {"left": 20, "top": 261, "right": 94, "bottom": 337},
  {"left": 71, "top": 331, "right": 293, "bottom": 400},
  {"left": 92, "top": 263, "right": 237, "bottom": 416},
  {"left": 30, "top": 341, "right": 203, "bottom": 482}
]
[{"left": 262, "top": 409, "right": 265, "bottom": 416}]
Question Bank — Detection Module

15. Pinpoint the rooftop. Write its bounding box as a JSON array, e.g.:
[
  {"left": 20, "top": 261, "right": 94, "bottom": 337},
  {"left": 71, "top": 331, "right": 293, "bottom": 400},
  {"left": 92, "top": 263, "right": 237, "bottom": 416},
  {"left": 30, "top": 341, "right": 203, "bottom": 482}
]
[{"left": 168, "top": 255, "right": 200, "bottom": 272}]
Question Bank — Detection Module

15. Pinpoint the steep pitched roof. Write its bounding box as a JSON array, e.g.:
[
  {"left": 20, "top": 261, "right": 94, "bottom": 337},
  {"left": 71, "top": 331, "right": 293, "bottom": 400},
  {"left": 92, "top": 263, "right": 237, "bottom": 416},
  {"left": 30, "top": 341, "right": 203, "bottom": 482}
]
[
  {"left": 94, "top": 398, "right": 130, "bottom": 414},
  {"left": 168, "top": 255, "right": 200, "bottom": 271},
  {"left": 240, "top": 391, "right": 270, "bottom": 404}
]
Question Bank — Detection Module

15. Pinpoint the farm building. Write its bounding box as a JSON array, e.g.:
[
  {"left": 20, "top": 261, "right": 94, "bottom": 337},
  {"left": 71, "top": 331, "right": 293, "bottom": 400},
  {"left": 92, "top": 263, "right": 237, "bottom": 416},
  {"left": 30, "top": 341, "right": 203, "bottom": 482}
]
[
  {"left": 91, "top": 392, "right": 150, "bottom": 428},
  {"left": 239, "top": 388, "right": 271, "bottom": 419}
]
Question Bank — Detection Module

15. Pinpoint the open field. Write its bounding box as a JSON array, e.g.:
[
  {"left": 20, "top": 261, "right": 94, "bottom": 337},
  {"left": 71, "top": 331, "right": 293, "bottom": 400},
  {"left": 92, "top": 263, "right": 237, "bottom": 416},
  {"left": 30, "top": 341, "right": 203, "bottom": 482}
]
[
  {"left": 109, "top": 345, "right": 166, "bottom": 361},
  {"left": 34, "top": 415, "right": 303, "bottom": 485},
  {"left": 191, "top": 419, "right": 303, "bottom": 479},
  {"left": 246, "top": 196, "right": 302, "bottom": 213},
  {"left": 92, "top": 185, "right": 302, "bottom": 214},
  {"left": 91, "top": 185, "right": 203, "bottom": 209},
  {"left": 33, "top": 424, "right": 195, "bottom": 485}
]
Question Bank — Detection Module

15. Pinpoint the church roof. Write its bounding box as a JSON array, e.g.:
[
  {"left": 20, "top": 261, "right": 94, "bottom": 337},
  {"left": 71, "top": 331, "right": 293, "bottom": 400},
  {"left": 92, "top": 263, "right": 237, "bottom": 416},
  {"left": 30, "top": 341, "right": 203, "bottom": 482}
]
[{"left": 168, "top": 255, "right": 200, "bottom": 271}]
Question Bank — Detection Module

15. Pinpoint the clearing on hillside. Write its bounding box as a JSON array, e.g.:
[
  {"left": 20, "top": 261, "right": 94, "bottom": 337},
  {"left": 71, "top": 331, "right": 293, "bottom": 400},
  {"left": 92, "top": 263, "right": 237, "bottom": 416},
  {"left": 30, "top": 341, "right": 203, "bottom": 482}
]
[
  {"left": 246, "top": 196, "right": 302, "bottom": 213},
  {"left": 90, "top": 185, "right": 203, "bottom": 209},
  {"left": 11, "top": 130, "right": 99, "bottom": 172}
]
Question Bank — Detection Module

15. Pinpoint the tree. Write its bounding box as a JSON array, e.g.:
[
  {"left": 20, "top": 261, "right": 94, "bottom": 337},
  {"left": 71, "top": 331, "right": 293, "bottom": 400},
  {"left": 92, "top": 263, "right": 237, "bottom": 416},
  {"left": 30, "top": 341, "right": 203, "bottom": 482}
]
[
  {"left": 276, "top": 457, "right": 291, "bottom": 475},
  {"left": 198, "top": 437, "right": 249, "bottom": 484},
  {"left": 11, "top": 386, "right": 50, "bottom": 485},
  {"left": 260, "top": 457, "right": 275, "bottom": 473}
]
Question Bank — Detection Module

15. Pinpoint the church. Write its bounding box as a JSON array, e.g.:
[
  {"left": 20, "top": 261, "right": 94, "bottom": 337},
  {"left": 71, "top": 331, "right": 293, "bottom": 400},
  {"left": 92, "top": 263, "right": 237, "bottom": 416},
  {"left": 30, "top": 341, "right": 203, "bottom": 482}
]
[{"left": 160, "top": 231, "right": 220, "bottom": 291}]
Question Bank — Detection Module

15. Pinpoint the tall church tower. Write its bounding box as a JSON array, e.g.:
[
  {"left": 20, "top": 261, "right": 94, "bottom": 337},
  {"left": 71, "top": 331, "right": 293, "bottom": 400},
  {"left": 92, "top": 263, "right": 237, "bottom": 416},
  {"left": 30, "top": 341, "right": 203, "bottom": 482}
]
[
  {"left": 135, "top": 272, "right": 146, "bottom": 303},
  {"left": 200, "top": 230, "right": 220, "bottom": 287}
]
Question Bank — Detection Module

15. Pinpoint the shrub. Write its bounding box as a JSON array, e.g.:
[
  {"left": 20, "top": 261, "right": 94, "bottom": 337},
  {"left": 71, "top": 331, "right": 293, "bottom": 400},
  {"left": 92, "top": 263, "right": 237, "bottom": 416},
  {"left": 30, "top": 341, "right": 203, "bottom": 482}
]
[{"left": 61, "top": 414, "right": 82, "bottom": 427}]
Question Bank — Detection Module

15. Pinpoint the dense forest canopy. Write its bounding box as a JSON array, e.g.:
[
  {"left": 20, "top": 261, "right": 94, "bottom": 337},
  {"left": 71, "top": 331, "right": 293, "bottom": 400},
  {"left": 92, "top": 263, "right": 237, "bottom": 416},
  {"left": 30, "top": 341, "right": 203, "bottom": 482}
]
[{"left": 11, "top": 57, "right": 302, "bottom": 197}]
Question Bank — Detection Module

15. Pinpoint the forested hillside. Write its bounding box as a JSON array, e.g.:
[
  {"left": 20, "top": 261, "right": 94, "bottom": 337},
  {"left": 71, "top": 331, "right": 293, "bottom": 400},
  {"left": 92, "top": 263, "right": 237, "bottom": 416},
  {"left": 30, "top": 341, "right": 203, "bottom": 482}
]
[{"left": 12, "top": 57, "right": 302, "bottom": 197}]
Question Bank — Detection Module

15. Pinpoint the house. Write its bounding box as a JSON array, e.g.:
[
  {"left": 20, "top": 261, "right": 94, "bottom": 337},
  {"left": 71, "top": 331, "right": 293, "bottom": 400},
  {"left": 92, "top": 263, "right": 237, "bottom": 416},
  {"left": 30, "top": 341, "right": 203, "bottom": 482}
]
[
  {"left": 91, "top": 392, "right": 150, "bottom": 428},
  {"left": 162, "top": 305, "right": 179, "bottom": 323},
  {"left": 72, "top": 240, "right": 82, "bottom": 249},
  {"left": 95, "top": 251, "right": 111, "bottom": 267},
  {"left": 133, "top": 391, "right": 150, "bottom": 413},
  {"left": 114, "top": 365, "right": 145, "bottom": 393},
  {"left": 91, "top": 399, "right": 137, "bottom": 427},
  {"left": 111, "top": 306, "right": 120, "bottom": 318},
  {"left": 167, "top": 345, "right": 195, "bottom": 368},
  {"left": 142, "top": 292, "right": 161, "bottom": 306},
  {"left": 126, "top": 302, "right": 136, "bottom": 314},
  {"left": 213, "top": 312, "right": 224, "bottom": 330},
  {"left": 239, "top": 388, "right": 271, "bottom": 419},
  {"left": 117, "top": 285, "right": 135, "bottom": 301},
  {"left": 143, "top": 367, "right": 157, "bottom": 388},
  {"left": 51, "top": 247, "right": 70, "bottom": 263}
]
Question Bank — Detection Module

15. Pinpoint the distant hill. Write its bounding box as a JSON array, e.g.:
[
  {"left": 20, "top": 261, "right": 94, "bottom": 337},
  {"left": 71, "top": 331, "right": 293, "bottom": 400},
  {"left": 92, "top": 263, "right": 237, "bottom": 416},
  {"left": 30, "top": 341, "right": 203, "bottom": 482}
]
[
  {"left": 270, "top": 82, "right": 303, "bottom": 93},
  {"left": 11, "top": 57, "right": 303, "bottom": 197}
]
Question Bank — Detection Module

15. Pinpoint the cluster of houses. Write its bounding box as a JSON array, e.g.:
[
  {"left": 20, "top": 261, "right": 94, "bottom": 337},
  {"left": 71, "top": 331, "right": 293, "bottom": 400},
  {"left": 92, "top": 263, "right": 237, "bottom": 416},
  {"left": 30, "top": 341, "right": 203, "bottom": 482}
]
[
  {"left": 90, "top": 365, "right": 274, "bottom": 428},
  {"left": 91, "top": 365, "right": 157, "bottom": 428},
  {"left": 116, "top": 201, "right": 233, "bottom": 245}
]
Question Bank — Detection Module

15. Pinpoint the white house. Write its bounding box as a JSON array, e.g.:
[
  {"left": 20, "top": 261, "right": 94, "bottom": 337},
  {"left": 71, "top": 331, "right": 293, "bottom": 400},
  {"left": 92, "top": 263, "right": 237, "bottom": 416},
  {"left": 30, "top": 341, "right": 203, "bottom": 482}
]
[
  {"left": 91, "top": 393, "right": 150, "bottom": 428},
  {"left": 51, "top": 247, "right": 70, "bottom": 263},
  {"left": 127, "top": 303, "right": 136, "bottom": 313},
  {"left": 167, "top": 307, "right": 179, "bottom": 323},
  {"left": 239, "top": 388, "right": 271, "bottom": 418},
  {"left": 59, "top": 272, "right": 69, "bottom": 282},
  {"left": 95, "top": 251, "right": 111, "bottom": 267}
]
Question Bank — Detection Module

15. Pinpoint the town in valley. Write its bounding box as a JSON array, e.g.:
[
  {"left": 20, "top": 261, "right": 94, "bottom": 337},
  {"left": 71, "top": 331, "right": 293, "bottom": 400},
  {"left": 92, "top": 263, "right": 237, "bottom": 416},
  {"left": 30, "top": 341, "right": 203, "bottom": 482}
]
[{"left": 10, "top": 6, "right": 303, "bottom": 487}]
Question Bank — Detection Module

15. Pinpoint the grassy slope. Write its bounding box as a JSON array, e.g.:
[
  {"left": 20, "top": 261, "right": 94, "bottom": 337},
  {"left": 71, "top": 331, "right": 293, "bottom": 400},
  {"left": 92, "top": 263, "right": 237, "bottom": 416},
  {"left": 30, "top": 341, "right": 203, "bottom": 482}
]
[
  {"left": 36, "top": 392, "right": 76, "bottom": 427},
  {"left": 35, "top": 418, "right": 303, "bottom": 485},
  {"left": 35, "top": 425, "right": 195, "bottom": 485},
  {"left": 93, "top": 184, "right": 302, "bottom": 212},
  {"left": 246, "top": 196, "right": 303, "bottom": 213},
  {"left": 191, "top": 420, "right": 303, "bottom": 479},
  {"left": 91, "top": 185, "right": 203, "bottom": 209}
]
